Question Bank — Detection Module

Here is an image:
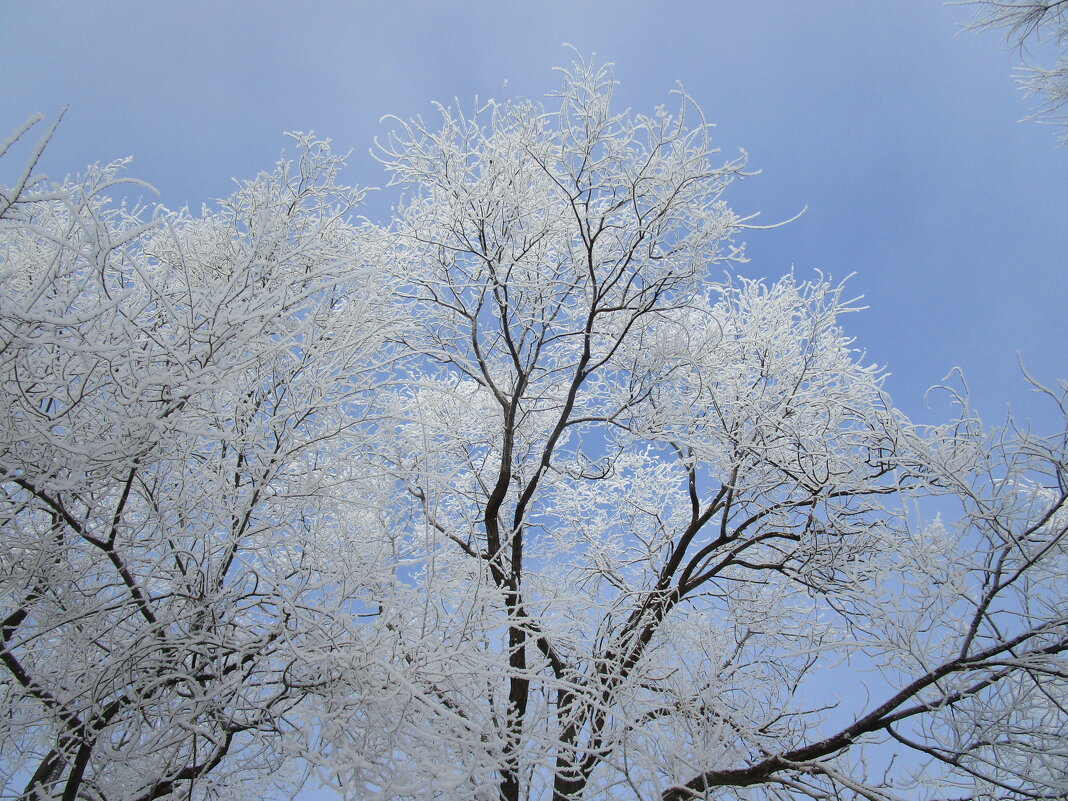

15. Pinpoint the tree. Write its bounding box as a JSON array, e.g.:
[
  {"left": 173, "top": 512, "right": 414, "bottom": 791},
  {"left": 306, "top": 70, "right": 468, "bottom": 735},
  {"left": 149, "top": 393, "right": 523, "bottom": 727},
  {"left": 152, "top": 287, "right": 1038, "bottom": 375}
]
[
  {"left": 2, "top": 56, "right": 1066, "bottom": 801},
  {"left": 0, "top": 118, "right": 390, "bottom": 800},
  {"left": 962, "top": 0, "right": 1068, "bottom": 144},
  {"left": 312, "top": 57, "right": 1068, "bottom": 801}
]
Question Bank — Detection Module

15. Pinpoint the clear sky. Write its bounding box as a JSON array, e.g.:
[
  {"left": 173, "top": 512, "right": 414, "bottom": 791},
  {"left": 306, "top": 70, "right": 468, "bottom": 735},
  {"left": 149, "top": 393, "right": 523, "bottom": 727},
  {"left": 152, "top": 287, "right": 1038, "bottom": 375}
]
[
  {"left": 4, "top": 1, "right": 1066, "bottom": 432},
  {"left": 2, "top": 3, "right": 1066, "bottom": 797}
]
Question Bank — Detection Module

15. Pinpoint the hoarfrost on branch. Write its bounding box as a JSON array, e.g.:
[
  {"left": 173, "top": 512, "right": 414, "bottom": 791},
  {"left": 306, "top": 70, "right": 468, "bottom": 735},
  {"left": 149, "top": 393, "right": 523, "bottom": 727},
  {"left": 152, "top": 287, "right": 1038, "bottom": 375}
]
[{"left": 1, "top": 56, "right": 1066, "bottom": 801}]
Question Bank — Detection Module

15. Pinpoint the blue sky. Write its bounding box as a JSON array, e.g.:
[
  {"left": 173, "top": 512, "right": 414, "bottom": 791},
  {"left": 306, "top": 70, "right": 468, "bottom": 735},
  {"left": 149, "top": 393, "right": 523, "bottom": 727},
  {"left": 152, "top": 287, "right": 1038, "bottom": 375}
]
[{"left": 4, "top": 1, "right": 1065, "bottom": 432}]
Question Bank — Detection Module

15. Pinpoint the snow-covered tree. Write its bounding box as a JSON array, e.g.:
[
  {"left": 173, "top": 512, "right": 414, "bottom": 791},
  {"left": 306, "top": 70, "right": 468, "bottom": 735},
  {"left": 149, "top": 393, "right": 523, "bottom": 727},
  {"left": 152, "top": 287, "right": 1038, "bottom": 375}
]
[
  {"left": 963, "top": 0, "right": 1068, "bottom": 144},
  {"left": 2, "top": 55, "right": 1066, "bottom": 801},
  {"left": 312, "top": 57, "right": 1068, "bottom": 801},
  {"left": 0, "top": 119, "right": 391, "bottom": 800}
]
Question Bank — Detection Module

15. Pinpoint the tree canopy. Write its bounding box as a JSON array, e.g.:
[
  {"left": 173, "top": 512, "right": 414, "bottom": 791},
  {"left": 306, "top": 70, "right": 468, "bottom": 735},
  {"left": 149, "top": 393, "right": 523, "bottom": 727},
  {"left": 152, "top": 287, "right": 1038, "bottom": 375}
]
[{"left": 2, "top": 57, "right": 1066, "bottom": 801}]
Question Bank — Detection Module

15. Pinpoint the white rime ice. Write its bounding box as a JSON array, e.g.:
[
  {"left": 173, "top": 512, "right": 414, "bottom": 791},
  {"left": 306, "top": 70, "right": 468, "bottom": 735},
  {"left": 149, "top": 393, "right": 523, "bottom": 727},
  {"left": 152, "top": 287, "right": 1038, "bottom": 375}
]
[{"left": 2, "top": 57, "right": 1067, "bottom": 801}]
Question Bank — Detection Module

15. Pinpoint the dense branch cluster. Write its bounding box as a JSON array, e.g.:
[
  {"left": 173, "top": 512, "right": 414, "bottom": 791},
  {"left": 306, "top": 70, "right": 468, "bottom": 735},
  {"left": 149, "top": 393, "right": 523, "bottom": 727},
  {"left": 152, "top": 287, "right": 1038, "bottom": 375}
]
[
  {"left": 1, "top": 57, "right": 1066, "bottom": 801},
  {"left": 0, "top": 124, "right": 391, "bottom": 801}
]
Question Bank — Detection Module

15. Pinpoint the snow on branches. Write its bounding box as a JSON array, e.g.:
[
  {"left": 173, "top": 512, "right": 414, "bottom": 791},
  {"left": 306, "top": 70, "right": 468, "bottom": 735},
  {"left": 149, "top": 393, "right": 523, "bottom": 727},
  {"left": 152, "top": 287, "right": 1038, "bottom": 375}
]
[{"left": 2, "top": 56, "right": 1066, "bottom": 801}]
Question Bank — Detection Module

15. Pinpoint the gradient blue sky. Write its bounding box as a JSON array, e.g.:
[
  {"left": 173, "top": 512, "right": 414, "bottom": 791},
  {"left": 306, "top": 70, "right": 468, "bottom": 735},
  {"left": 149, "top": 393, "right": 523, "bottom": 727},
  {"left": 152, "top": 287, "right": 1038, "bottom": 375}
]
[
  {"left": 4, "top": 3, "right": 1063, "bottom": 435},
  {"left": 2, "top": 3, "right": 1066, "bottom": 797},
  {"left": 4, "top": 1, "right": 1066, "bottom": 431}
]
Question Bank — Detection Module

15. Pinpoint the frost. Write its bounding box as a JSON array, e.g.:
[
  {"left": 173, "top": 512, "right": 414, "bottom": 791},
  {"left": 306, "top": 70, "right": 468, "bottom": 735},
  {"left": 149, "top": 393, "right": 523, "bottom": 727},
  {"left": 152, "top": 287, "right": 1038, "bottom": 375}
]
[{"left": 3, "top": 58, "right": 1067, "bottom": 801}]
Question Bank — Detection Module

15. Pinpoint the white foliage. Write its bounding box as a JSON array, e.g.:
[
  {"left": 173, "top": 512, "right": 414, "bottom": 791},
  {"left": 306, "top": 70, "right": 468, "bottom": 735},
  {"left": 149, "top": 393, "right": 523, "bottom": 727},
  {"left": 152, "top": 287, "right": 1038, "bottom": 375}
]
[
  {"left": 2, "top": 57, "right": 1066, "bottom": 801},
  {"left": 312, "top": 57, "right": 1068, "bottom": 801},
  {"left": 0, "top": 128, "right": 391, "bottom": 801}
]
